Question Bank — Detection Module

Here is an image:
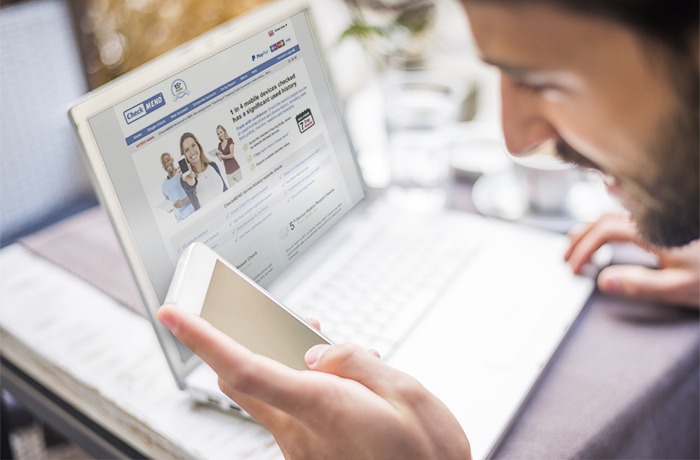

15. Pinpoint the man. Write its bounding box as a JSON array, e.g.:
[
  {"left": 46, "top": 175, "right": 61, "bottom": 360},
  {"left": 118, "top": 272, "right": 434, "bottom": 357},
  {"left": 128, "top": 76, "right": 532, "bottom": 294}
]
[
  {"left": 158, "top": 1, "right": 699, "bottom": 458},
  {"left": 160, "top": 152, "right": 194, "bottom": 223}
]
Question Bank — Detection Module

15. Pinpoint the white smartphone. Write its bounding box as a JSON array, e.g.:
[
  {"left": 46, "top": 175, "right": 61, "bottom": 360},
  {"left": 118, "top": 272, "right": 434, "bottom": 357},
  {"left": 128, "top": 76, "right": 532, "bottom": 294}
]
[
  {"left": 165, "top": 243, "right": 332, "bottom": 370},
  {"left": 178, "top": 158, "right": 192, "bottom": 176}
]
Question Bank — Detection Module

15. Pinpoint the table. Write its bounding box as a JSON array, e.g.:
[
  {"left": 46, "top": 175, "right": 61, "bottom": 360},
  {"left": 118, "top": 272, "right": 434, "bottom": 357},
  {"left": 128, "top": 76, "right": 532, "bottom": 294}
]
[
  {"left": 1, "top": 210, "right": 698, "bottom": 459},
  {"left": 0, "top": 244, "right": 282, "bottom": 460}
]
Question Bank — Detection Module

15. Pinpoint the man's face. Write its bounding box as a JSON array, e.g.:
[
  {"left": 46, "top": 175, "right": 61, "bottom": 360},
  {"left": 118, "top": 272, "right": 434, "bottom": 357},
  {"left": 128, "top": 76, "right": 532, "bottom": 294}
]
[
  {"left": 161, "top": 153, "right": 175, "bottom": 176},
  {"left": 464, "top": 2, "right": 699, "bottom": 247}
]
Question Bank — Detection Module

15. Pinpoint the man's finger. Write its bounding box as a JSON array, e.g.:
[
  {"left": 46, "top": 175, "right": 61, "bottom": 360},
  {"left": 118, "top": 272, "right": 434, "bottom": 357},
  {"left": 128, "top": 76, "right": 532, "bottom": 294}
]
[
  {"left": 305, "top": 317, "right": 321, "bottom": 331},
  {"left": 367, "top": 349, "right": 381, "bottom": 359},
  {"left": 306, "top": 343, "right": 416, "bottom": 401},
  {"left": 564, "top": 222, "right": 594, "bottom": 261},
  {"left": 567, "top": 221, "right": 638, "bottom": 273},
  {"left": 217, "top": 377, "right": 292, "bottom": 432},
  {"left": 158, "top": 304, "right": 324, "bottom": 415},
  {"left": 598, "top": 265, "right": 699, "bottom": 307}
]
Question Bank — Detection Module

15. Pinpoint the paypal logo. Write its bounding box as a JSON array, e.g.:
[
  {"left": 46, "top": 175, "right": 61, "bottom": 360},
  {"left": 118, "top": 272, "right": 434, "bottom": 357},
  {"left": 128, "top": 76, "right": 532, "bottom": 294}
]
[
  {"left": 251, "top": 49, "right": 269, "bottom": 61},
  {"left": 123, "top": 92, "right": 165, "bottom": 124}
]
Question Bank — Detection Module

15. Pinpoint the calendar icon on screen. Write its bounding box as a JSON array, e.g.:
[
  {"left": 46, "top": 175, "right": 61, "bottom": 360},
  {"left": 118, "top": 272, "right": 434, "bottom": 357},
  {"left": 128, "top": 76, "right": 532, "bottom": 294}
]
[{"left": 296, "top": 109, "right": 315, "bottom": 133}]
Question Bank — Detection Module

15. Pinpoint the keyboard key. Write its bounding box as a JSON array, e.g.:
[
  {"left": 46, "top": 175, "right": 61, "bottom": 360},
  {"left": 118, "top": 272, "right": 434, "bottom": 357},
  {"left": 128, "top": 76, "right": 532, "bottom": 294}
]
[
  {"left": 359, "top": 322, "right": 382, "bottom": 337},
  {"left": 367, "top": 310, "right": 392, "bottom": 325}
]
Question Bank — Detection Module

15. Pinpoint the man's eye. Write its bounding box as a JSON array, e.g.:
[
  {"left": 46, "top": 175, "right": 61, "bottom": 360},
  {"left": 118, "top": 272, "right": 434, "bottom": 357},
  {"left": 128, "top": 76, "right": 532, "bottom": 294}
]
[
  {"left": 513, "top": 79, "right": 561, "bottom": 96},
  {"left": 515, "top": 81, "right": 547, "bottom": 93}
]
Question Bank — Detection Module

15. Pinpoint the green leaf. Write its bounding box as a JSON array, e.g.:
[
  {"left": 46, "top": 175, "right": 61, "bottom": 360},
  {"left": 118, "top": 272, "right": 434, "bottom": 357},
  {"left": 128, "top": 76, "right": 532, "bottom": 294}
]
[
  {"left": 395, "top": 3, "right": 435, "bottom": 35},
  {"left": 339, "top": 21, "right": 385, "bottom": 44}
]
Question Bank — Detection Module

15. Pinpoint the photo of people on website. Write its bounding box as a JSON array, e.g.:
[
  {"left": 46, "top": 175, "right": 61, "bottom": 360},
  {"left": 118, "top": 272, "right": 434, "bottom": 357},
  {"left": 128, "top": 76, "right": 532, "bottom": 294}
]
[
  {"left": 133, "top": 118, "right": 245, "bottom": 233},
  {"left": 214, "top": 125, "right": 243, "bottom": 188},
  {"left": 160, "top": 152, "right": 194, "bottom": 222},
  {"left": 178, "top": 131, "right": 228, "bottom": 211}
]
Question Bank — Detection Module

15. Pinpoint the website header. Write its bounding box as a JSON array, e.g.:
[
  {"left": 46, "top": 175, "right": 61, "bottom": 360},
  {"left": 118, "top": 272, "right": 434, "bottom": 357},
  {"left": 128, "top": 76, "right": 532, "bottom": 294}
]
[{"left": 124, "top": 44, "right": 300, "bottom": 147}]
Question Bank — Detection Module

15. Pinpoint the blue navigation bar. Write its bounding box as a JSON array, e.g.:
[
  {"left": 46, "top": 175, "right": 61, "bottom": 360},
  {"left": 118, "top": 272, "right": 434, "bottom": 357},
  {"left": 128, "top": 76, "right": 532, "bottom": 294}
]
[{"left": 125, "top": 44, "right": 301, "bottom": 147}]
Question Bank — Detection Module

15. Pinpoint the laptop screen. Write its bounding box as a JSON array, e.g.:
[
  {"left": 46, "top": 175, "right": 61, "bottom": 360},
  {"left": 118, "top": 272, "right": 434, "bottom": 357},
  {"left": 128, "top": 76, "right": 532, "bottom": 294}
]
[{"left": 87, "top": 10, "right": 364, "bottom": 313}]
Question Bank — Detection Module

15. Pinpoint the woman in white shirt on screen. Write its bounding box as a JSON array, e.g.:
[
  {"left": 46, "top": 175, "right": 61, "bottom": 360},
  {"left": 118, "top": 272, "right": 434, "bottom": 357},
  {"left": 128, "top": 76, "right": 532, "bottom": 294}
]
[{"left": 179, "top": 132, "right": 227, "bottom": 211}]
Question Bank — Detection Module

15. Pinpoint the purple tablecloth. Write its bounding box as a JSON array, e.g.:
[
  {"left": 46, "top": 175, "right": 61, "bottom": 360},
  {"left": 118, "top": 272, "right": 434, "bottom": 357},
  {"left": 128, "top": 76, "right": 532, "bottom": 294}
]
[
  {"left": 20, "top": 207, "right": 147, "bottom": 318},
  {"left": 494, "top": 293, "right": 699, "bottom": 459}
]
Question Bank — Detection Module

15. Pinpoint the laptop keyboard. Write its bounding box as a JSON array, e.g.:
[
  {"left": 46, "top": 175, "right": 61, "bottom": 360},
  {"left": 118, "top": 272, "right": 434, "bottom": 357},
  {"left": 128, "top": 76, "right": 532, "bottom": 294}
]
[{"left": 292, "top": 218, "right": 481, "bottom": 359}]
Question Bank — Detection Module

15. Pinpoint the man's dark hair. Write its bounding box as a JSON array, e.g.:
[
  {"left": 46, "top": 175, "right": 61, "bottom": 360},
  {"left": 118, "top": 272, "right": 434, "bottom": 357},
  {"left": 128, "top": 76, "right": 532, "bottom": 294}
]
[
  {"left": 522, "top": 0, "right": 698, "bottom": 53},
  {"left": 359, "top": 1, "right": 699, "bottom": 53},
  {"left": 460, "top": 0, "right": 699, "bottom": 54}
]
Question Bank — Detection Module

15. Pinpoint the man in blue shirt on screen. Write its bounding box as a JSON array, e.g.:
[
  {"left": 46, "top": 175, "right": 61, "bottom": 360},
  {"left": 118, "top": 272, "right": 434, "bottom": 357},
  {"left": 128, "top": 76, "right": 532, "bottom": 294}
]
[{"left": 161, "top": 153, "right": 194, "bottom": 223}]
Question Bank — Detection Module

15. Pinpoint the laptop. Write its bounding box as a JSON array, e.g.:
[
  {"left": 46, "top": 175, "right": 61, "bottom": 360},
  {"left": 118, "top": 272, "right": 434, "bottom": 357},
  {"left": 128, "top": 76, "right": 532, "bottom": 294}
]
[{"left": 68, "top": 1, "right": 606, "bottom": 458}]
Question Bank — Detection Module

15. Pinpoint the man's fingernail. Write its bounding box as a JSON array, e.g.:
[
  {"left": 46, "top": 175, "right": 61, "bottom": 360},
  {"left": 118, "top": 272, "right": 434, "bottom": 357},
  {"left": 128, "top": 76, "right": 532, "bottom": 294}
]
[
  {"left": 602, "top": 277, "right": 619, "bottom": 292},
  {"left": 305, "top": 344, "right": 330, "bottom": 366},
  {"left": 159, "top": 311, "right": 178, "bottom": 333}
]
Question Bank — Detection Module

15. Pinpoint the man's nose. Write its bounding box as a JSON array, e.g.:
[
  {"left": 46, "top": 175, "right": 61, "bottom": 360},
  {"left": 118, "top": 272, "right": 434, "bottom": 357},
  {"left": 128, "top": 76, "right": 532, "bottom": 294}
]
[{"left": 500, "top": 76, "right": 558, "bottom": 156}]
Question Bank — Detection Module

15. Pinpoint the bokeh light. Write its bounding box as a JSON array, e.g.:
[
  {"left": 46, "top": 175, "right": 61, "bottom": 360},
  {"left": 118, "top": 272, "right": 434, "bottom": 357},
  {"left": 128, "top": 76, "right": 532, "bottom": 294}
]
[{"left": 79, "top": 0, "right": 269, "bottom": 89}]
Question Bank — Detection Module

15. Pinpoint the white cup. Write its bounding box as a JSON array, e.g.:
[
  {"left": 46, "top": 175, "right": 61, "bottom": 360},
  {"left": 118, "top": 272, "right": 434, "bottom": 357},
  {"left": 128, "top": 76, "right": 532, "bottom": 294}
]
[{"left": 510, "top": 142, "right": 580, "bottom": 215}]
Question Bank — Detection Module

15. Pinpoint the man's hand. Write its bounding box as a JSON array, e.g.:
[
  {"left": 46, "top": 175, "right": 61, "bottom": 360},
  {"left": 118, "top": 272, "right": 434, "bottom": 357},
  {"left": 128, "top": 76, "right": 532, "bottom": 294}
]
[
  {"left": 173, "top": 199, "right": 184, "bottom": 209},
  {"left": 565, "top": 213, "right": 700, "bottom": 308},
  {"left": 157, "top": 304, "right": 471, "bottom": 460}
]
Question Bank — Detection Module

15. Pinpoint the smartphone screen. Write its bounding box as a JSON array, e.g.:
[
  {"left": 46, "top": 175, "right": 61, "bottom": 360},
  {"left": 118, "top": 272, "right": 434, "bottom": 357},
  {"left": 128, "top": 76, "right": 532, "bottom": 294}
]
[
  {"left": 178, "top": 158, "right": 190, "bottom": 174},
  {"left": 200, "top": 260, "right": 329, "bottom": 370}
]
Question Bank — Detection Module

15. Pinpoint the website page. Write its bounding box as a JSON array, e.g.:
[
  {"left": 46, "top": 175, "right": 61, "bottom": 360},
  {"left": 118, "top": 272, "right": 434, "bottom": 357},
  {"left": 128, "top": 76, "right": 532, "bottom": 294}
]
[{"left": 88, "top": 11, "right": 364, "bottom": 305}]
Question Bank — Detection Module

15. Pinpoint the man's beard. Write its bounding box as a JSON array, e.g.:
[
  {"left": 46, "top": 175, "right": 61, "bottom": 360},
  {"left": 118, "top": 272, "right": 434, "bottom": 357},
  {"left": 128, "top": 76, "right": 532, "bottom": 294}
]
[{"left": 555, "top": 89, "right": 699, "bottom": 248}]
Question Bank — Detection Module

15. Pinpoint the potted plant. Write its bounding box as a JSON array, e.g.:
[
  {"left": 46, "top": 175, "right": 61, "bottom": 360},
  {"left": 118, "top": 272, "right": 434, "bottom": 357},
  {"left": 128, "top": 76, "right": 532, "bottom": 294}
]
[{"left": 340, "top": 0, "right": 437, "bottom": 71}]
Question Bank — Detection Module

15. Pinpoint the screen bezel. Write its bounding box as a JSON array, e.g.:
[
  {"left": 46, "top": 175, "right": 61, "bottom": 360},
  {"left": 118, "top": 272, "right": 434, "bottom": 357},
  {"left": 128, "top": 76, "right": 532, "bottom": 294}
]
[{"left": 68, "top": 0, "right": 366, "bottom": 389}]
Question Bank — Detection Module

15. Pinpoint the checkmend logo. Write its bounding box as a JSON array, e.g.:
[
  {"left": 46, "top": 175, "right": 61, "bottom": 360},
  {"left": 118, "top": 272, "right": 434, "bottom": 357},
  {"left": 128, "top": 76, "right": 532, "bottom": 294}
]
[{"left": 123, "top": 92, "right": 165, "bottom": 124}]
